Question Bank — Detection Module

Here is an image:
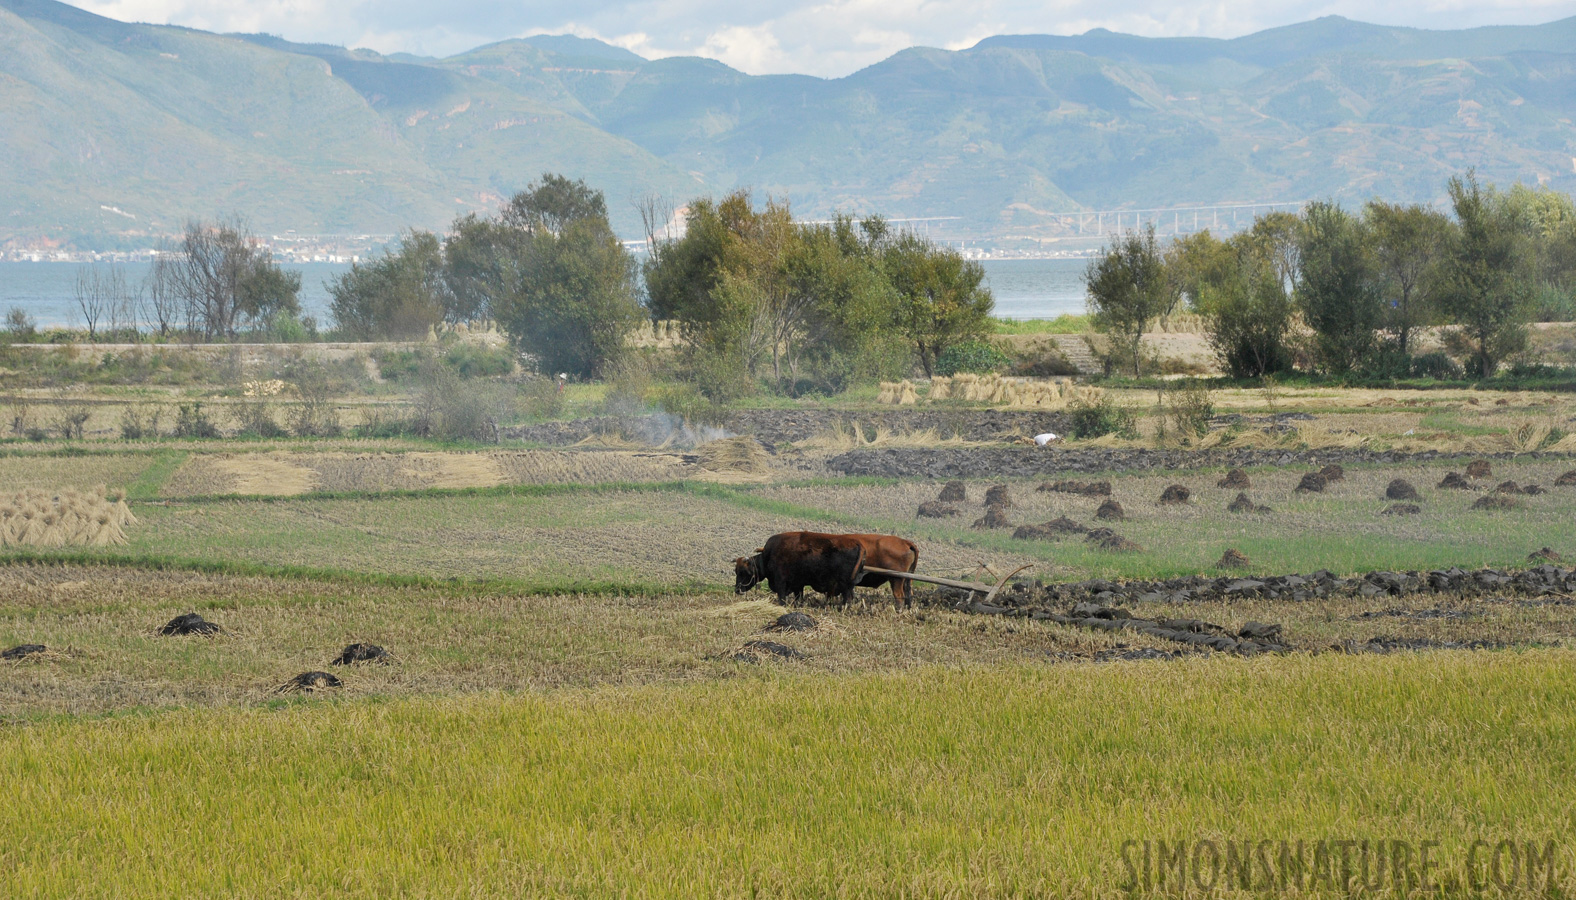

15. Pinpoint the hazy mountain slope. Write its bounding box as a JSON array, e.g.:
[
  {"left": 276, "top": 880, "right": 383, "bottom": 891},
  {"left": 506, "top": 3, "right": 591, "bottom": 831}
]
[
  {"left": 3, "top": 0, "right": 1575, "bottom": 246},
  {"left": 517, "top": 18, "right": 1576, "bottom": 232},
  {"left": 0, "top": 0, "right": 698, "bottom": 243}
]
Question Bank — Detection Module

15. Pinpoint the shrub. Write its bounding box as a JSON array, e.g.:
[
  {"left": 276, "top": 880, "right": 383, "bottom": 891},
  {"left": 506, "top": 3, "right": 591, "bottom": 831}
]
[
  {"left": 443, "top": 343, "right": 515, "bottom": 378},
  {"left": 174, "top": 402, "right": 220, "bottom": 439},
  {"left": 601, "top": 356, "right": 653, "bottom": 416},
  {"left": 1067, "top": 395, "right": 1139, "bottom": 440},
  {"left": 518, "top": 376, "right": 565, "bottom": 421},
  {"left": 1165, "top": 380, "right": 1214, "bottom": 437},
  {"left": 935, "top": 341, "right": 1011, "bottom": 376},
  {"left": 1410, "top": 352, "right": 1463, "bottom": 380},
  {"left": 118, "top": 405, "right": 163, "bottom": 440}
]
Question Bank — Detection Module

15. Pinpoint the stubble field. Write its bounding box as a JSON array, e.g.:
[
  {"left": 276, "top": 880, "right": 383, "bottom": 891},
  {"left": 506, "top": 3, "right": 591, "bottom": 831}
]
[{"left": 5, "top": 391, "right": 1576, "bottom": 896}]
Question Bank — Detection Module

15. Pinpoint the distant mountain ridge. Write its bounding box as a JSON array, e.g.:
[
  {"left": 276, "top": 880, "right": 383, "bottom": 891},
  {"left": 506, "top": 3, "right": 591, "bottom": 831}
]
[{"left": 2, "top": 0, "right": 1574, "bottom": 247}]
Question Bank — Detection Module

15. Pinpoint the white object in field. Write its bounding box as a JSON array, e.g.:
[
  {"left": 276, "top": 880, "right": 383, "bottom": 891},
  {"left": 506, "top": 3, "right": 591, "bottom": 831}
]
[{"left": 1034, "top": 432, "right": 1059, "bottom": 446}]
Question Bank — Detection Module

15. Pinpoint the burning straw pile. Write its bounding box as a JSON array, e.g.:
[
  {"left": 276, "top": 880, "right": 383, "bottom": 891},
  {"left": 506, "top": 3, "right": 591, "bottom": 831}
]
[{"left": 0, "top": 487, "right": 138, "bottom": 547}]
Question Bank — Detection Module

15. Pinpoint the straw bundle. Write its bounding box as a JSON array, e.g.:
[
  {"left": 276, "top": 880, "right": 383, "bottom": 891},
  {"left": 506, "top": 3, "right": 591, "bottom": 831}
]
[
  {"left": 875, "top": 381, "right": 920, "bottom": 405},
  {"left": 0, "top": 486, "right": 136, "bottom": 547},
  {"left": 696, "top": 437, "right": 771, "bottom": 475}
]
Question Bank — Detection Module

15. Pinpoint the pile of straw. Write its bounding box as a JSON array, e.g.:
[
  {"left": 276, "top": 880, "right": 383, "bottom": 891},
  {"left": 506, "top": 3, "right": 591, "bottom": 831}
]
[
  {"left": 696, "top": 436, "right": 771, "bottom": 475},
  {"left": 929, "top": 374, "right": 1101, "bottom": 409},
  {"left": 0, "top": 486, "right": 138, "bottom": 547},
  {"left": 875, "top": 381, "right": 919, "bottom": 405}
]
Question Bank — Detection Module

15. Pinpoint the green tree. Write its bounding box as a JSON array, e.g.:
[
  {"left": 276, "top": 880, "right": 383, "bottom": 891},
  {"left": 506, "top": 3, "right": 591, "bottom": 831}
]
[
  {"left": 882, "top": 233, "right": 994, "bottom": 377},
  {"left": 1363, "top": 200, "right": 1450, "bottom": 356},
  {"left": 1296, "top": 201, "right": 1382, "bottom": 375},
  {"left": 1439, "top": 172, "right": 1532, "bottom": 376},
  {"left": 1085, "top": 225, "right": 1178, "bottom": 377},
  {"left": 491, "top": 177, "right": 641, "bottom": 379},
  {"left": 328, "top": 231, "right": 448, "bottom": 341}
]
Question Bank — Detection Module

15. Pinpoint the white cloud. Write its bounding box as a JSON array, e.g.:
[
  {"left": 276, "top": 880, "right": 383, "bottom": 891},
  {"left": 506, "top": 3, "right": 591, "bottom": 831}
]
[{"left": 72, "top": 0, "right": 1576, "bottom": 77}]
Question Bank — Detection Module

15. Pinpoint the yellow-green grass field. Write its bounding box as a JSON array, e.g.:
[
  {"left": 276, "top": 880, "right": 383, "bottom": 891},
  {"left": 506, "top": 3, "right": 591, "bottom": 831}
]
[
  {"left": 6, "top": 454, "right": 1565, "bottom": 589},
  {"left": 4, "top": 653, "right": 1575, "bottom": 897}
]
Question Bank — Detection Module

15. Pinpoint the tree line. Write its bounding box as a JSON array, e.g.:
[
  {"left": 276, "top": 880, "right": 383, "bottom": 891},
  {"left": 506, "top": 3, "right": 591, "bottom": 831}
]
[
  {"left": 1087, "top": 172, "right": 1576, "bottom": 380},
  {"left": 327, "top": 175, "right": 997, "bottom": 397}
]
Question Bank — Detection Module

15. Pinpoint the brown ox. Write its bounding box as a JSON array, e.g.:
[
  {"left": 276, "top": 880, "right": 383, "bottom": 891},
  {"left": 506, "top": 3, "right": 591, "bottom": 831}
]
[
  {"left": 843, "top": 533, "right": 920, "bottom": 605},
  {"left": 735, "top": 531, "right": 866, "bottom": 606}
]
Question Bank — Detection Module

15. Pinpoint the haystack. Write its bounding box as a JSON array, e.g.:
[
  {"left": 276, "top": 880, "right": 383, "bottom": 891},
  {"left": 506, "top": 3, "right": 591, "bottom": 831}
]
[
  {"left": 1437, "top": 472, "right": 1475, "bottom": 490},
  {"left": 917, "top": 501, "right": 960, "bottom": 518},
  {"left": 696, "top": 437, "right": 771, "bottom": 475},
  {"left": 1318, "top": 464, "right": 1345, "bottom": 482},
  {"left": 1472, "top": 495, "right": 1523, "bottom": 511},
  {"left": 983, "top": 484, "right": 1013, "bottom": 508},
  {"left": 1529, "top": 547, "right": 1563, "bottom": 563},
  {"left": 1227, "top": 493, "right": 1271, "bottom": 514},
  {"left": 1466, "top": 459, "right": 1492, "bottom": 479},
  {"left": 1381, "top": 504, "right": 1421, "bottom": 516},
  {"left": 938, "top": 481, "right": 967, "bottom": 502},
  {"left": 1158, "top": 484, "right": 1191, "bottom": 505},
  {"left": 0, "top": 486, "right": 137, "bottom": 548},
  {"left": 1556, "top": 470, "right": 1576, "bottom": 487}
]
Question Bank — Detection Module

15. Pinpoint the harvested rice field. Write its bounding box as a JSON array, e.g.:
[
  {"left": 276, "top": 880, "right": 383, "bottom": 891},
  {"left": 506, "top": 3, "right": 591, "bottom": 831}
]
[
  {"left": 6, "top": 398, "right": 1576, "bottom": 897},
  {"left": 159, "top": 448, "right": 702, "bottom": 496}
]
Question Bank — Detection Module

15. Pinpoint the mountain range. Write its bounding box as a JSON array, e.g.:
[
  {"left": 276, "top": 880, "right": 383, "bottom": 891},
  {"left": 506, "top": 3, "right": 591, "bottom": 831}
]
[{"left": 3, "top": 0, "right": 1575, "bottom": 248}]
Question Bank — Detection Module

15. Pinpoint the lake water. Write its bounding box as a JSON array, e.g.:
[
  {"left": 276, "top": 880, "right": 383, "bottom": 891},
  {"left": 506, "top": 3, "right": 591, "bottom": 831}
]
[{"left": 0, "top": 257, "right": 1088, "bottom": 328}]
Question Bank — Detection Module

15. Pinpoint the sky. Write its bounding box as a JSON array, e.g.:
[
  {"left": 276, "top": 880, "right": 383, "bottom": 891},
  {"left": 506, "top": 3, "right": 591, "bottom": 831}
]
[{"left": 73, "top": 0, "right": 1576, "bottom": 77}]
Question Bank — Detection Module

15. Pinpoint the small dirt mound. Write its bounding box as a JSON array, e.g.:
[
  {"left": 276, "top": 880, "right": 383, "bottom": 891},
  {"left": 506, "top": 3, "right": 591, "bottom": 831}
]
[
  {"left": 1381, "top": 504, "right": 1422, "bottom": 516},
  {"left": 279, "top": 671, "right": 342, "bottom": 693},
  {"left": 938, "top": 481, "right": 967, "bottom": 502},
  {"left": 1094, "top": 499, "right": 1125, "bottom": 521},
  {"left": 1319, "top": 464, "right": 1345, "bottom": 482},
  {"left": 1043, "top": 516, "right": 1088, "bottom": 534},
  {"left": 1295, "top": 472, "right": 1328, "bottom": 493},
  {"left": 696, "top": 437, "right": 771, "bottom": 475},
  {"left": 1493, "top": 481, "right": 1545, "bottom": 496},
  {"left": 1529, "top": 547, "right": 1563, "bottom": 563},
  {"left": 1014, "top": 522, "right": 1069, "bottom": 541},
  {"left": 1385, "top": 479, "right": 1420, "bottom": 501},
  {"left": 1218, "top": 549, "right": 1250, "bottom": 568},
  {"left": 983, "top": 484, "right": 1013, "bottom": 508},
  {"left": 1472, "top": 494, "right": 1524, "bottom": 511},
  {"left": 160, "top": 613, "right": 222, "bottom": 636},
  {"left": 1466, "top": 459, "right": 1492, "bottom": 479},
  {"left": 972, "top": 505, "right": 1012, "bottom": 529},
  {"left": 766, "top": 612, "right": 817, "bottom": 632},
  {"left": 1, "top": 643, "right": 47, "bottom": 661},
  {"left": 1437, "top": 472, "right": 1475, "bottom": 490},
  {"left": 1227, "top": 492, "right": 1271, "bottom": 514},
  {"left": 1555, "top": 470, "right": 1576, "bottom": 486},
  {"left": 733, "top": 640, "right": 804, "bottom": 662},
  {"left": 1036, "top": 479, "right": 1111, "bottom": 496},
  {"left": 331, "top": 643, "right": 389, "bottom": 666},
  {"left": 1085, "top": 528, "right": 1142, "bottom": 552},
  {"left": 1217, "top": 469, "right": 1252, "bottom": 489},
  {"left": 1158, "top": 484, "right": 1191, "bottom": 505},
  {"left": 917, "top": 501, "right": 960, "bottom": 518}
]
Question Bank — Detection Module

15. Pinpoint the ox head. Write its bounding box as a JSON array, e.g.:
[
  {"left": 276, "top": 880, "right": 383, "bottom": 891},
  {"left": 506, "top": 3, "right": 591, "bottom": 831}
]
[{"left": 734, "top": 554, "right": 764, "bottom": 594}]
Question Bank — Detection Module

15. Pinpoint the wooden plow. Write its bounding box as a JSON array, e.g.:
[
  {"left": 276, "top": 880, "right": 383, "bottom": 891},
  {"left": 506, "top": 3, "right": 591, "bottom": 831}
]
[{"left": 860, "top": 563, "right": 1034, "bottom": 604}]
